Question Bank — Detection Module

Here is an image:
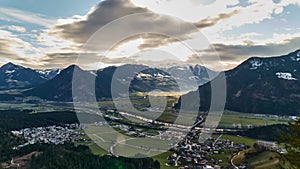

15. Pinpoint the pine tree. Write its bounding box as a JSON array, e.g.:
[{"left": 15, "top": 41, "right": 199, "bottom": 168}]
[{"left": 280, "top": 118, "right": 300, "bottom": 168}]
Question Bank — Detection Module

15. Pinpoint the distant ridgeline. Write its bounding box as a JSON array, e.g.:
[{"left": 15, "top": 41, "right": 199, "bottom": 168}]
[
  {"left": 0, "top": 63, "right": 214, "bottom": 102},
  {"left": 177, "top": 49, "right": 300, "bottom": 115},
  {"left": 1, "top": 49, "right": 300, "bottom": 115}
]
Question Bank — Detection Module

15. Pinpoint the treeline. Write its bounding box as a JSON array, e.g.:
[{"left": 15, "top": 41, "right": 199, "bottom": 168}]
[
  {"left": 280, "top": 118, "right": 300, "bottom": 167},
  {"left": 0, "top": 130, "right": 160, "bottom": 169},
  {"left": 232, "top": 124, "right": 289, "bottom": 141},
  {"left": 0, "top": 130, "right": 50, "bottom": 162},
  {"left": 0, "top": 109, "right": 79, "bottom": 131},
  {"left": 30, "top": 144, "right": 160, "bottom": 169},
  {"left": 0, "top": 129, "right": 22, "bottom": 162}
]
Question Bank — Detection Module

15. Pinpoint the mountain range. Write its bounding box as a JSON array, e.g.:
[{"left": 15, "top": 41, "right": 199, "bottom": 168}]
[
  {"left": 0, "top": 63, "right": 214, "bottom": 102},
  {"left": 178, "top": 49, "right": 300, "bottom": 115},
  {"left": 0, "top": 62, "right": 60, "bottom": 90},
  {"left": 1, "top": 49, "right": 300, "bottom": 115}
]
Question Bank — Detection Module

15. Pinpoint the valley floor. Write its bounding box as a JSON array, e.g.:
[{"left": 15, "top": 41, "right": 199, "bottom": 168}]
[{"left": 0, "top": 101, "right": 295, "bottom": 169}]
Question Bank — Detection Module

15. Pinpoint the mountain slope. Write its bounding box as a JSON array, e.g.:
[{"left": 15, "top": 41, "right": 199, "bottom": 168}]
[
  {"left": 25, "top": 64, "right": 215, "bottom": 101},
  {"left": 25, "top": 65, "right": 95, "bottom": 102},
  {"left": 179, "top": 49, "right": 300, "bottom": 115},
  {"left": 0, "top": 63, "right": 59, "bottom": 90}
]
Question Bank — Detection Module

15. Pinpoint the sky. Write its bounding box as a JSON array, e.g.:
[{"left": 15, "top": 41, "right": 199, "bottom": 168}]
[{"left": 0, "top": 0, "right": 300, "bottom": 71}]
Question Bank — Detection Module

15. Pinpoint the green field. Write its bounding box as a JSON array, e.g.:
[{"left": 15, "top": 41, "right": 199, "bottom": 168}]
[
  {"left": 221, "top": 134, "right": 256, "bottom": 147},
  {"left": 152, "top": 152, "right": 177, "bottom": 169},
  {"left": 219, "top": 110, "right": 289, "bottom": 128},
  {"left": 211, "top": 153, "right": 232, "bottom": 167},
  {"left": 1, "top": 102, "right": 289, "bottom": 169},
  {"left": 88, "top": 143, "right": 108, "bottom": 156},
  {"left": 246, "top": 151, "right": 281, "bottom": 169}
]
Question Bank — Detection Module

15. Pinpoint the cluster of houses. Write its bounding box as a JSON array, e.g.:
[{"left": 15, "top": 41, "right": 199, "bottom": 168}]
[
  {"left": 254, "top": 114, "right": 298, "bottom": 121},
  {"left": 255, "top": 140, "right": 287, "bottom": 154},
  {"left": 112, "top": 124, "right": 159, "bottom": 137},
  {"left": 11, "top": 124, "right": 85, "bottom": 149},
  {"left": 167, "top": 129, "right": 247, "bottom": 169}
]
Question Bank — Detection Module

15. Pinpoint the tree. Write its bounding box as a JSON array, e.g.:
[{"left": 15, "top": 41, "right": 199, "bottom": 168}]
[{"left": 280, "top": 118, "right": 300, "bottom": 168}]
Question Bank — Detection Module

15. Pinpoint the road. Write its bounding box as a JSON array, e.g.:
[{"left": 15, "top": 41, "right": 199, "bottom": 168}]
[
  {"left": 174, "top": 155, "right": 181, "bottom": 166},
  {"left": 231, "top": 151, "right": 242, "bottom": 169}
]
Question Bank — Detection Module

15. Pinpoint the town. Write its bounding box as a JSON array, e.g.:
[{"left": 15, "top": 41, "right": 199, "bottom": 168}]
[
  {"left": 167, "top": 128, "right": 248, "bottom": 169},
  {"left": 11, "top": 124, "right": 86, "bottom": 149}
]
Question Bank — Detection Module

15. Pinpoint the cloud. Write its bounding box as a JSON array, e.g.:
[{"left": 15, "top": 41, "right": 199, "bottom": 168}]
[
  {"left": 0, "top": 7, "right": 55, "bottom": 26},
  {"left": 186, "top": 36, "right": 300, "bottom": 70},
  {"left": 1, "top": 0, "right": 300, "bottom": 71},
  {"left": 0, "top": 25, "right": 27, "bottom": 33},
  {"left": 37, "top": 51, "right": 137, "bottom": 69},
  {"left": 131, "top": 0, "right": 240, "bottom": 21},
  {"left": 49, "top": 0, "right": 186, "bottom": 53},
  {"left": 0, "top": 30, "right": 33, "bottom": 65},
  {"left": 135, "top": 34, "right": 186, "bottom": 50},
  {"left": 37, "top": 0, "right": 242, "bottom": 69},
  {"left": 48, "top": 0, "right": 300, "bottom": 48},
  {"left": 193, "top": 10, "right": 240, "bottom": 29},
  {"left": 48, "top": 0, "right": 240, "bottom": 52},
  {"left": 0, "top": 38, "right": 19, "bottom": 57},
  {"left": 0, "top": 29, "right": 67, "bottom": 68},
  {"left": 49, "top": 0, "right": 150, "bottom": 45},
  {"left": 37, "top": 52, "right": 81, "bottom": 68},
  {"left": 136, "top": 10, "right": 240, "bottom": 50}
]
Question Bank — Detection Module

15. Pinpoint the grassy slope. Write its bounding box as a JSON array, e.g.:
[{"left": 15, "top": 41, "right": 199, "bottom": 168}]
[
  {"left": 221, "top": 134, "right": 256, "bottom": 147},
  {"left": 152, "top": 152, "right": 177, "bottom": 169},
  {"left": 247, "top": 151, "right": 281, "bottom": 169}
]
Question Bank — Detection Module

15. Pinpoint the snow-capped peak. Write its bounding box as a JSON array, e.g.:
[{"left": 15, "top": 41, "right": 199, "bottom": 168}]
[
  {"left": 36, "top": 70, "right": 52, "bottom": 75},
  {"left": 36, "top": 69, "right": 61, "bottom": 80}
]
